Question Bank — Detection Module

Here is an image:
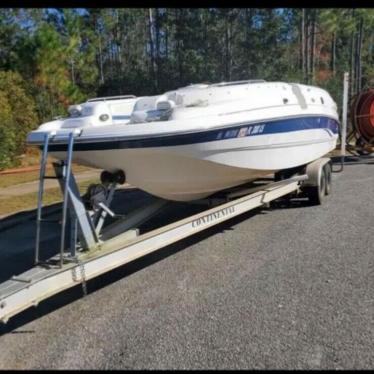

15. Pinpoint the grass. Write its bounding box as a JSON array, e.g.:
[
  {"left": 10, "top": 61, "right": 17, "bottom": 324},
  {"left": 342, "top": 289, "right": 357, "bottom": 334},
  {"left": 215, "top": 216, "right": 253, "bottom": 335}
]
[
  {"left": 17, "top": 147, "right": 42, "bottom": 167},
  {"left": 0, "top": 171, "right": 41, "bottom": 188},
  {"left": 0, "top": 164, "right": 95, "bottom": 189},
  {"left": 0, "top": 148, "right": 99, "bottom": 216},
  {"left": 0, "top": 178, "right": 99, "bottom": 217}
]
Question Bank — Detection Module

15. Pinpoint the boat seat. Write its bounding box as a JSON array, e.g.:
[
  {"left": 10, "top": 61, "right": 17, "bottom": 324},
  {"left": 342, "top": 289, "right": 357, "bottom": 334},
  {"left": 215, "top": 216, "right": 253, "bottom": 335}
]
[{"left": 130, "top": 95, "right": 174, "bottom": 124}]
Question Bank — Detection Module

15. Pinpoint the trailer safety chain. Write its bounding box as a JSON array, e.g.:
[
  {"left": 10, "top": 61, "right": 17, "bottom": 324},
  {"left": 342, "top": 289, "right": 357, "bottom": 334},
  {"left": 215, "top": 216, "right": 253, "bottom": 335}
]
[{"left": 73, "top": 257, "right": 88, "bottom": 297}]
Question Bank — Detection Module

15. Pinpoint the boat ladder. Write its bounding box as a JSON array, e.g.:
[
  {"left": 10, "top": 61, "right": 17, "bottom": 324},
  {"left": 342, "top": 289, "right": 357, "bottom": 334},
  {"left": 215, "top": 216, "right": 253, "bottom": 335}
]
[{"left": 35, "top": 131, "right": 99, "bottom": 268}]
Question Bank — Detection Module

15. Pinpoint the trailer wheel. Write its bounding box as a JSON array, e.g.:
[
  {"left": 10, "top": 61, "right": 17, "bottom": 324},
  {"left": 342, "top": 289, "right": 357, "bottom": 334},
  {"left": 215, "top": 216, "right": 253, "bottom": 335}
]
[
  {"left": 324, "top": 163, "right": 332, "bottom": 195},
  {"left": 113, "top": 170, "right": 126, "bottom": 185},
  {"left": 308, "top": 166, "right": 326, "bottom": 205},
  {"left": 100, "top": 170, "right": 114, "bottom": 184}
]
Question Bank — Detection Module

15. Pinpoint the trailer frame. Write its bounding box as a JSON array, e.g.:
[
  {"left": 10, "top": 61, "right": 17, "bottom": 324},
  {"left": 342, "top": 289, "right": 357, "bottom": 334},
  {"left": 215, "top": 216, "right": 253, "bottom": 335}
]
[{"left": 0, "top": 141, "right": 332, "bottom": 323}]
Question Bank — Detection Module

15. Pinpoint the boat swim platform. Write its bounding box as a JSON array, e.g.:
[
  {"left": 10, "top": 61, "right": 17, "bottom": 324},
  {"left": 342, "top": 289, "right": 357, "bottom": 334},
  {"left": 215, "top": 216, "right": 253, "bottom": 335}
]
[{"left": 0, "top": 178, "right": 302, "bottom": 324}]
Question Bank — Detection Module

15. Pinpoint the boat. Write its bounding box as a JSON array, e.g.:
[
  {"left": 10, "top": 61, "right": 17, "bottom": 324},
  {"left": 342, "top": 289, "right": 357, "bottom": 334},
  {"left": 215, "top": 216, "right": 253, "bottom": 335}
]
[{"left": 27, "top": 80, "right": 340, "bottom": 201}]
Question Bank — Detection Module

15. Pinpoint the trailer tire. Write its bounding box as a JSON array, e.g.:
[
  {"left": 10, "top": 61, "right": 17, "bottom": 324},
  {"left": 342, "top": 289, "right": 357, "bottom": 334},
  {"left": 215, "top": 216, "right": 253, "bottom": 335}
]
[
  {"left": 113, "top": 170, "right": 126, "bottom": 185},
  {"left": 100, "top": 170, "right": 114, "bottom": 184},
  {"left": 308, "top": 166, "right": 326, "bottom": 205},
  {"left": 324, "top": 163, "right": 332, "bottom": 195}
]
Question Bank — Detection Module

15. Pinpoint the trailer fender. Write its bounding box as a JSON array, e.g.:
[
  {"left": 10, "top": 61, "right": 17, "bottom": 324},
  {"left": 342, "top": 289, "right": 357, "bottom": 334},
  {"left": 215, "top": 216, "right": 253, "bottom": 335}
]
[{"left": 302, "top": 157, "right": 331, "bottom": 187}]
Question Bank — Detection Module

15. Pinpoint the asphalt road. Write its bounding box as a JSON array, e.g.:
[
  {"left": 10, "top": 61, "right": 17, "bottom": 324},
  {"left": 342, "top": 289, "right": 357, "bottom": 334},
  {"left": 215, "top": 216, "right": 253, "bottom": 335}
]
[{"left": 0, "top": 162, "right": 373, "bottom": 369}]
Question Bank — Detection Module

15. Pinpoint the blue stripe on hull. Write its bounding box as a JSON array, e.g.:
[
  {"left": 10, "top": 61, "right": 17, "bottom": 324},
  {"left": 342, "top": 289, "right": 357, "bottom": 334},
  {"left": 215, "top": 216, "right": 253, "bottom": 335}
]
[{"left": 47, "top": 116, "right": 339, "bottom": 152}]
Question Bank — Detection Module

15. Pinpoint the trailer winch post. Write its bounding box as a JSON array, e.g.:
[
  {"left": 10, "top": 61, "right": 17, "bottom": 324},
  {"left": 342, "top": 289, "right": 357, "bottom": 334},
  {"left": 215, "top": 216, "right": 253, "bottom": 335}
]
[{"left": 341, "top": 72, "right": 349, "bottom": 157}]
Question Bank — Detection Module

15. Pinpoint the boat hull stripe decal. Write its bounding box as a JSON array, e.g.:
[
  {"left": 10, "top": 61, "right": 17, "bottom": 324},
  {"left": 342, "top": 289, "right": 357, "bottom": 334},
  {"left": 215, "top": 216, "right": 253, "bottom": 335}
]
[{"left": 46, "top": 116, "right": 339, "bottom": 151}]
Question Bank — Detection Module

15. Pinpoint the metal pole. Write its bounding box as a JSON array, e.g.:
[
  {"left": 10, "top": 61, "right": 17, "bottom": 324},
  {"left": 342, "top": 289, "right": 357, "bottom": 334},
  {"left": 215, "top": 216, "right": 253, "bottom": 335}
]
[
  {"left": 341, "top": 72, "right": 349, "bottom": 156},
  {"left": 60, "top": 133, "right": 75, "bottom": 267},
  {"left": 34, "top": 133, "right": 49, "bottom": 265},
  {"left": 69, "top": 215, "right": 78, "bottom": 259}
]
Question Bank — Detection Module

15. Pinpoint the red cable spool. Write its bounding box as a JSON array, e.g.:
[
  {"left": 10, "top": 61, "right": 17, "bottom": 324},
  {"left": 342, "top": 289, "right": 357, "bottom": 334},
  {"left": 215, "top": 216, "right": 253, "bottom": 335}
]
[{"left": 351, "top": 89, "right": 374, "bottom": 145}]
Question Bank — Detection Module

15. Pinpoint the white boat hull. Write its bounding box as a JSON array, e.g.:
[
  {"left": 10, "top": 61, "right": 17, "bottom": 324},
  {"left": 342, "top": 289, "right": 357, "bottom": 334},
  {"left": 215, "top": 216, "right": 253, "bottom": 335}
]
[
  {"left": 50, "top": 127, "right": 337, "bottom": 201},
  {"left": 27, "top": 81, "right": 340, "bottom": 201}
]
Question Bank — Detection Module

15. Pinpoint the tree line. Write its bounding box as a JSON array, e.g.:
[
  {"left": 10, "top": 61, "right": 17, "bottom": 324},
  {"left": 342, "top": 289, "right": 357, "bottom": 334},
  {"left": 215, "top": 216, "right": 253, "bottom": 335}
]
[{"left": 0, "top": 8, "right": 373, "bottom": 169}]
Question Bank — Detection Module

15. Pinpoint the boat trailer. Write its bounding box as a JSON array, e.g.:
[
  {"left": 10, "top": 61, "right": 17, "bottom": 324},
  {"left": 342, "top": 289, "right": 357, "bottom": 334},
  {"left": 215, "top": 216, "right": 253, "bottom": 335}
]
[{"left": 0, "top": 132, "right": 333, "bottom": 323}]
